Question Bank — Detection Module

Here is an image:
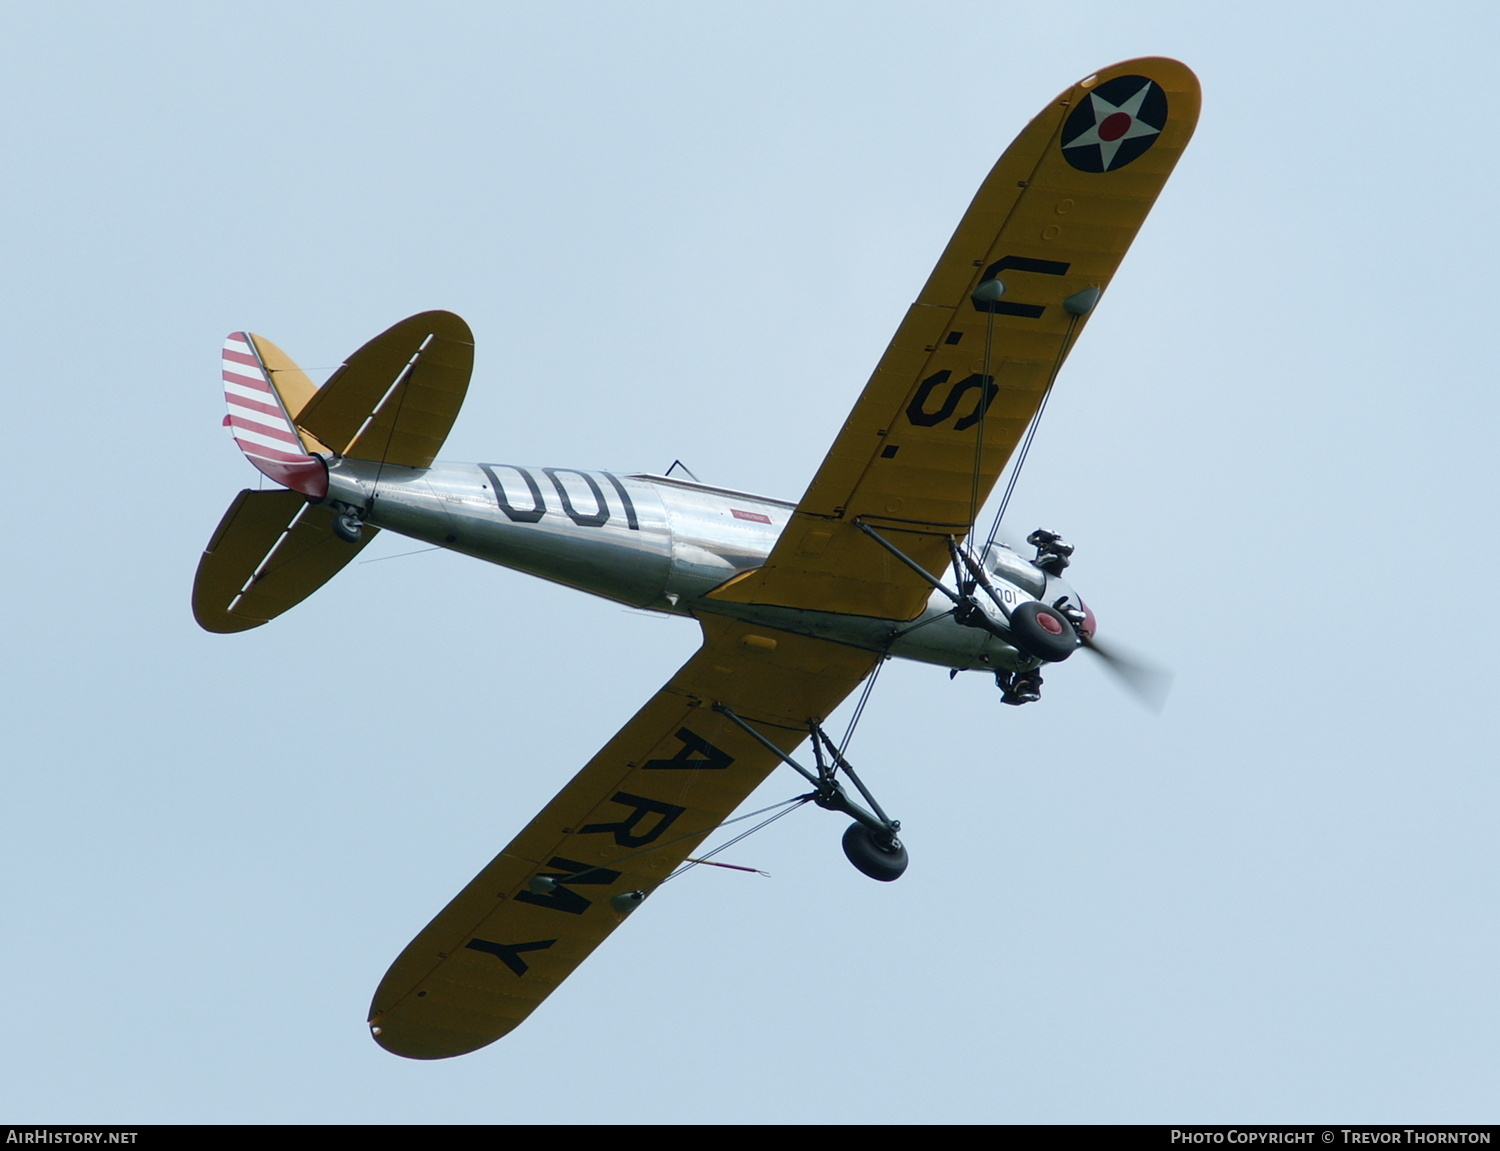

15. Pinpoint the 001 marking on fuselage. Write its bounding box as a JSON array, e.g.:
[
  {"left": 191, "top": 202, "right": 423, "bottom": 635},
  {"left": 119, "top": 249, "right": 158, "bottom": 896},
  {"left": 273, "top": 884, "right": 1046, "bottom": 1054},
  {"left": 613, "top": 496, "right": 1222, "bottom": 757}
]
[{"left": 480, "top": 463, "right": 641, "bottom": 530}]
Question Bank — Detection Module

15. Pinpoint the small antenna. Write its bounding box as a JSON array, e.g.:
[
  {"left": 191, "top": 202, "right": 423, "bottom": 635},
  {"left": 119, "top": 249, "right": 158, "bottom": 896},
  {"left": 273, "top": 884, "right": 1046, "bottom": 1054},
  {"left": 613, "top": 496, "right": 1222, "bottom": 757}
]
[{"left": 665, "top": 459, "right": 701, "bottom": 482}]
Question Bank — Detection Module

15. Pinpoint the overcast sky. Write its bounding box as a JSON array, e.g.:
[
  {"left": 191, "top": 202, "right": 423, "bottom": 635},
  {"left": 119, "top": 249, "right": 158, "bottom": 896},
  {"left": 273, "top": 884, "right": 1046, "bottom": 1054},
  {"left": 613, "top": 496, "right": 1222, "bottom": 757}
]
[{"left": 4, "top": 1, "right": 1498, "bottom": 1124}]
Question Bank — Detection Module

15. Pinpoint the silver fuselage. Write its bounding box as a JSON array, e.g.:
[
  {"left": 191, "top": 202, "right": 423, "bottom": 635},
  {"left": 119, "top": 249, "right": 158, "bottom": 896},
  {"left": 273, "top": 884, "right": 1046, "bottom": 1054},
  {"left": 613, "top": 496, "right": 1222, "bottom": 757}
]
[{"left": 326, "top": 458, "right": 1079, "bottom": 675}]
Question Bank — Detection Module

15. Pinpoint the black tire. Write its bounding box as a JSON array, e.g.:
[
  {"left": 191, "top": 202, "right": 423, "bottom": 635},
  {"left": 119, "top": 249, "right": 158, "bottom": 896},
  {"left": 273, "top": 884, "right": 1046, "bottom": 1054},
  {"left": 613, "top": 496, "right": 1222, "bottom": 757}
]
[
  {"left": 332, "top": 512, "right": 363, "bottom": 544},
  {"left": 1007, "top": 601, "right": 1078, "bottom": 662},
  {"left": 842, "top": 822, "right": 908, "bottom": 882}
]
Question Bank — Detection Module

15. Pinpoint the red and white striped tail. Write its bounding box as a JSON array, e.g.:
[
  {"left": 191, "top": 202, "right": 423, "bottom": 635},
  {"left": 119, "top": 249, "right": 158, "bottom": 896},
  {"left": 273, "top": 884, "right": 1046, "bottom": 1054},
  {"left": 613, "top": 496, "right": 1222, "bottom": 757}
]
[{"left": 221, "top": 332, "right": 327, "bottom": 499}]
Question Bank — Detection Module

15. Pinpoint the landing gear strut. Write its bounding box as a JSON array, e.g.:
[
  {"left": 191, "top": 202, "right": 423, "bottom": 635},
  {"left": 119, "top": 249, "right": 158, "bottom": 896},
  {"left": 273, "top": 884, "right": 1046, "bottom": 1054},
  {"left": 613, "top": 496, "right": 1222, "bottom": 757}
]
[{"left": 713, "top": 706, "right": 908, "bottom": 882}]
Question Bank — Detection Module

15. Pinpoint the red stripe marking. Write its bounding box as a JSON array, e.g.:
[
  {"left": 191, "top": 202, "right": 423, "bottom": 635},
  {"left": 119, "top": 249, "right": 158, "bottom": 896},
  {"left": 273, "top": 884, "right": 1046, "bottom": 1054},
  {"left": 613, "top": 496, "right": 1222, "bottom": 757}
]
[
  {"left": 222, "top": 368, "right": 272, "bottom": 392},
  {"left": 251, "top": 456, "right": 329, "bottom": 500},
  {"left": 228, "top": 417, "right": 301, "bottom": 444},
  {"left": 225, "top": 394, "right": 288, "bottom": 420},
  {"left": 236, "top": 439, "right": 311, "bottom": 464},
  {"left": 228, "top": 415, "right": 302, "bottom": 445},
  {"left": 731, "top": 508, "right": 772, "bottom": 524},
  {"left": 222, "top": 349, "right": 259, "bottom": 367}
]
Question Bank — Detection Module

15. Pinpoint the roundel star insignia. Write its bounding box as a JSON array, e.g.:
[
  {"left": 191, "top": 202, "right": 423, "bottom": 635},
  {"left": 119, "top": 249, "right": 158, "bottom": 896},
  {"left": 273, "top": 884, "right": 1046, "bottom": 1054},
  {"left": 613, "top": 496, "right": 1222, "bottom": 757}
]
[{"left": 1060, "top": 75, "right": 1169, "bottom": 173}]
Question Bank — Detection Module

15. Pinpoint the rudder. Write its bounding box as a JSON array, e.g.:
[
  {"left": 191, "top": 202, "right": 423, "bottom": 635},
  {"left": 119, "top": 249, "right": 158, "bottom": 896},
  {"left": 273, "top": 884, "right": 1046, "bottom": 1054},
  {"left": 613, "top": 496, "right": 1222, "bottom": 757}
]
[{"left": 221, "top": 332, "right": 328, "bottom": 499}]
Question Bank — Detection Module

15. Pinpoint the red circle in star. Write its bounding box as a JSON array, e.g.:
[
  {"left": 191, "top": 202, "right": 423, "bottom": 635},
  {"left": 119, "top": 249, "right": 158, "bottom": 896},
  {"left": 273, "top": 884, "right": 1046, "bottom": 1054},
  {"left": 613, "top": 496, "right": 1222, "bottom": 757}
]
[{"left": 1098, "top": 111, "right": 1133, "bottom": 142}]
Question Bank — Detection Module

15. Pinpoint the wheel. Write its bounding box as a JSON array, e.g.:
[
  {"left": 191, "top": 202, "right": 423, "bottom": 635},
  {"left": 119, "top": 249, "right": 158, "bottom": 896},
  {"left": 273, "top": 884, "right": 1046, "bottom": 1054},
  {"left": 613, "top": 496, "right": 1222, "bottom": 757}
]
[
  {"left": 332, "top": 512, "right": 363, "bottom": 543},
  {"left": 1007, "top": 600, "right": 1078, "bottom": 662},
  {"left": 842, "top": 822, "right": 908, "bottom": 882}
]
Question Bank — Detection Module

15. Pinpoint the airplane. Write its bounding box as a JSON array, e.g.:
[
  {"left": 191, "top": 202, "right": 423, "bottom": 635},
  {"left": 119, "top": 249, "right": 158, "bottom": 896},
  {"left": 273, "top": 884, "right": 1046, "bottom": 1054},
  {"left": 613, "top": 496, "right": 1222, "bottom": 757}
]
[{"left": 193, "top": 57, "right": 1199, "bottom": 1059}]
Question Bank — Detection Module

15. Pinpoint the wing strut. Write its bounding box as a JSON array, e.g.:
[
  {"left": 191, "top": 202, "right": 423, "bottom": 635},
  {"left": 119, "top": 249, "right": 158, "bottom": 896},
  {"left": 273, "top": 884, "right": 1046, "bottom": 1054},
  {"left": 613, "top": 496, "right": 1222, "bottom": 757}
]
[
  {"left": 712, "top": 705, "right": 905, "bottom": 881},
  {"left": 975, "top": 291, "right": 1096, "bottom": 557}
]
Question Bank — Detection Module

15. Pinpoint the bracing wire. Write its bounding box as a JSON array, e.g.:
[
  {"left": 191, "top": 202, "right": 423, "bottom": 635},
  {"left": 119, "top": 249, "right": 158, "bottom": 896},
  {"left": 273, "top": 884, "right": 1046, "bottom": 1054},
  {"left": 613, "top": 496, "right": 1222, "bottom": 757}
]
[
  {"left": 979, "top": 312, "right": 1081, "bottom": 557},
  {"left": 967, "top": 306, "right": 998, "bottom": 533},
  {"left": 661, "top": 649, "right": 895, "bottom": 884},
  {"left": 839, "top": 654, "right": 887, "bottom": 755},
  {"left": 368, "top": 342, "right": 426, "bottom": 494},
  {"left": 359, "top": 546, "right": 442, "bottom": 565},
  {"left": 662, "top": 796, "right": 813, "bottom": 883},
  {"left": 886, "top": 606, "right": 956, "bottom": 643},
  {"left": 557, "top": 794, "right": 813, "bottom": 891},
  {"left": 982, "top": 379, "right": 1055, "bottom": 553}
]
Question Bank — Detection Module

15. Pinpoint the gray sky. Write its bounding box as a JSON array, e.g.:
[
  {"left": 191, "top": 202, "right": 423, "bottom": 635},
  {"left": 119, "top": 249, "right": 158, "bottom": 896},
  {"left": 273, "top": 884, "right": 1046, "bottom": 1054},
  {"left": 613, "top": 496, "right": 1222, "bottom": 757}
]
[{"left": 4, "top": 0, "right": 1497, "bottom": 1124}]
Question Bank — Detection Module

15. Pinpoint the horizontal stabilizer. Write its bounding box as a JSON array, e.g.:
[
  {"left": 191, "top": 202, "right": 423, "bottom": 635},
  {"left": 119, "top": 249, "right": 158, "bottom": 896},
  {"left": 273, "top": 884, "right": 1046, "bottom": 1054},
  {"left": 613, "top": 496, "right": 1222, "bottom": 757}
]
[
  {"left": 192, "top": 489, "right": 379, "bottom": 633},
  {"left": 295, "top": 311, "right": 474, "bottom": 469}
]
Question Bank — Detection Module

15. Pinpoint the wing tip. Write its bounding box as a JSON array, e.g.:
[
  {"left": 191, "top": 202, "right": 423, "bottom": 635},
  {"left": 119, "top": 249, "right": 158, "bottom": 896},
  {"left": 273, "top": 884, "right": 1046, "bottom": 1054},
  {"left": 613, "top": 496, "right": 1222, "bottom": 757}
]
[
  {"left": 1080, "top": 56, "right": 1202, "bottom": 103},
  {"left": 368, "top": 1017, "right": 513, "bottom": 1060}
]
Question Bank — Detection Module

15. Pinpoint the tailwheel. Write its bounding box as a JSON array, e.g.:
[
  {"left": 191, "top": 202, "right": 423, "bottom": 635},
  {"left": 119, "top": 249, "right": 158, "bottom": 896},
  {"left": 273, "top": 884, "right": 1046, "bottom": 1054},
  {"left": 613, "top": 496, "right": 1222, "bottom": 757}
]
[
  {"left": 841, "top": 822, "right": 908, "bottom": 882},
  {"left": 332, "top": 511, "right": 364, "bottom": 543}
]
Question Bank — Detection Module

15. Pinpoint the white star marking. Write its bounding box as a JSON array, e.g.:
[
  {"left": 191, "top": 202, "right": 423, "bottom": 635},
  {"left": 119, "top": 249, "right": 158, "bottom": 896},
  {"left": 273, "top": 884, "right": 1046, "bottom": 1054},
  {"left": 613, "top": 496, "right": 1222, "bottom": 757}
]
[{"left": 1062, "top": 81, "right": 1162, "bottom": 170}]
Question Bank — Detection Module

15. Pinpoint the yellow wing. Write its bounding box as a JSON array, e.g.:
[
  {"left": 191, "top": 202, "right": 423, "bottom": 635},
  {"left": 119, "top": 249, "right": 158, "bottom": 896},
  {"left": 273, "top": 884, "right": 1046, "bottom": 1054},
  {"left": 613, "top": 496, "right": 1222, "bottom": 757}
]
[
  {"left": 711, "top": 58, "right": 1200, "bottom": 621},
  {"left": 368, "top": 616, "right": 879, "bottom": 1059}
]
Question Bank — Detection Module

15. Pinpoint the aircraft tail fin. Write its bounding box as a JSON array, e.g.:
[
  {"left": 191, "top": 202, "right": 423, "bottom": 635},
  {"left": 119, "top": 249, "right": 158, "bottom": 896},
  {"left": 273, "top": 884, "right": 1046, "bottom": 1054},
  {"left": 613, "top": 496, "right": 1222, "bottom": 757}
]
[
  {"left": 221, "top": 332, "right": 329, "bottom": 499},
  {"left": 198, "top": 311, "right": 473, "bottom": 634}
]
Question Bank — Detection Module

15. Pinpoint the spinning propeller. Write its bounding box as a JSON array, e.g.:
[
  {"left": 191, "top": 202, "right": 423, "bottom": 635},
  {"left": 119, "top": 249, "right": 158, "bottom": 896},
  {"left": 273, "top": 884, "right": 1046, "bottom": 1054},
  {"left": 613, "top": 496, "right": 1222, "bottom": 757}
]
[
  {"left": 971, "top": 523, "right": 1173, "bottom": 712},
  {"left": 1082, "top": 633, "right": 1173, "bottom": 713}
]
